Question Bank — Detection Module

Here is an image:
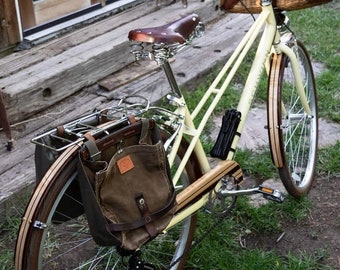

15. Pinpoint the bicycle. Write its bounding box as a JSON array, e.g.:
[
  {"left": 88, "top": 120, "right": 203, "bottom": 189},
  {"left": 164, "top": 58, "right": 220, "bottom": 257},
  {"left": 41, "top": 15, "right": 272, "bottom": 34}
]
[{"left": 15, "top": 0, "right": 318, "bottom": 269}]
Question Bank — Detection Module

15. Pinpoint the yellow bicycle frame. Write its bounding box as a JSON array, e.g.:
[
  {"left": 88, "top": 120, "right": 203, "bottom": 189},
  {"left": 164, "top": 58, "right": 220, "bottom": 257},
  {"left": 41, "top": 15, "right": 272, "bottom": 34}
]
[{"left": 165, "top": 2, "right": 311, "bottom": 229}]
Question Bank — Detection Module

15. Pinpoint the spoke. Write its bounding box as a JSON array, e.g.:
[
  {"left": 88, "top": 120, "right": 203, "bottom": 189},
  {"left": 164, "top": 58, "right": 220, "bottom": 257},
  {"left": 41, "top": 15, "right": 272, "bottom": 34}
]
[{"left": 43, "top": 237, "right": 92, "bottom": 266}]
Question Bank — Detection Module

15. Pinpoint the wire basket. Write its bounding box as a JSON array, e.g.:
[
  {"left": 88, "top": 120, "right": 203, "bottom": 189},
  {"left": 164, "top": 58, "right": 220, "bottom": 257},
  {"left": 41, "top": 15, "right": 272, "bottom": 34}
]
[{"left": 221, "top": 0, "right": 331, "bottom": 13}]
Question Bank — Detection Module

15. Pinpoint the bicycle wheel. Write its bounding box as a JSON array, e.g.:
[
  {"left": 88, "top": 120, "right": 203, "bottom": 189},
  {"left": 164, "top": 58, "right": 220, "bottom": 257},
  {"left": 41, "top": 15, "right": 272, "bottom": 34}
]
[
  {"left": 15, "top": 133, "right": 201, "bottom": 270},
  {"left": 267, "top": 41, "right": 318, "bottom": 198}
]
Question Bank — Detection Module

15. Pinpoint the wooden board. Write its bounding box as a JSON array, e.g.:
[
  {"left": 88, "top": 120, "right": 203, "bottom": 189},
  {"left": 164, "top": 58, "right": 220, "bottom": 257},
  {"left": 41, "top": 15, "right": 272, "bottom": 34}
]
[
  {"left": 0, "top": 3, "right": 158, "bottom": 78},
  {"left": 98, "top": 61, "right": 162, "bottom": 91}
]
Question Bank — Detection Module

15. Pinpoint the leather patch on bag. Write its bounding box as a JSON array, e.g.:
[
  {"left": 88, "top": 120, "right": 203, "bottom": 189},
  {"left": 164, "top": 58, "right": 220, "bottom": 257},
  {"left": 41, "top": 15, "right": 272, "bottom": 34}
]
[{"left": 117, "top": 155, "right": 135, "bottom": 174}]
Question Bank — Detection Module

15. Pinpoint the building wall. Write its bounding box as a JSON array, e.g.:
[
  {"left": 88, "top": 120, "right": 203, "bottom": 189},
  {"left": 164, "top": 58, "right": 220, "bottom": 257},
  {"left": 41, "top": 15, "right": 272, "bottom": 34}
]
[
  {"left": 0, "top": 0, "right": 21, "bottom": 52},
  {"left": 0, "top": 0, "right": 101, "bottom": 53}
]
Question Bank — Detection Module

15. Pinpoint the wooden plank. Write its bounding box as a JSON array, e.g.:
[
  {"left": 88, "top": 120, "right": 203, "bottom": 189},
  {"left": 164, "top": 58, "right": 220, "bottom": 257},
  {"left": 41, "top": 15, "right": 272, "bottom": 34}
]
[
  {"left": 0, "top": 0, "right": 21, "bottom": 51},
  {"left": 0, "top": 12, "right": 252, "bottom": 144},
  {"left": 0, "top": 3, "right": 158, "bottom": 78},
  {"left": 98, "top": 61, "right": 161, "bottom": 91}
]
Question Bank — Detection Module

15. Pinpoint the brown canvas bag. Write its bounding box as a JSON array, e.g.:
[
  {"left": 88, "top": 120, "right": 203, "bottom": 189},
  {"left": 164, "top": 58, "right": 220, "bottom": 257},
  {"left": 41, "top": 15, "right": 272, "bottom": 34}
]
[{"left": 78, "top": 118, "right": 176, "bottom": 251}]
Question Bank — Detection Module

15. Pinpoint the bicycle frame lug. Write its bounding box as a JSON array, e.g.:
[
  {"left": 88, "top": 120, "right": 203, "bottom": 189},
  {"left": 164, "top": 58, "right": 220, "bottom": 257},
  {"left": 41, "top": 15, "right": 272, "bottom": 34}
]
[
  {"left": 33, "top": 220, "right": 47, "bottom": 230},
  {"left": 261, "top": 0, "right": 271, "bottom": 7},
  {"left": 167, "top": 94, "right": 186, "bottom": 107}
]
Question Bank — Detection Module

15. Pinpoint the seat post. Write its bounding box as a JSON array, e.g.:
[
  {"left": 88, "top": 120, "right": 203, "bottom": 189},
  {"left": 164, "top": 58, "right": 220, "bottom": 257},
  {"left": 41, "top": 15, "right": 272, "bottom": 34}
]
[
  {"left": 130, "top": 42, "right": 182, "bottom": 98},
  {"left": 161, "top": 60, "right": 182, "bottom": 98}
]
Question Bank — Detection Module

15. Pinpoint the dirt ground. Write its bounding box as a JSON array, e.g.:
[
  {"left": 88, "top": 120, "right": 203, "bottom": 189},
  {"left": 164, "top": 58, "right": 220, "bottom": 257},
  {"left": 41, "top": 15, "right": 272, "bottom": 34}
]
[
  {"left": 246, "top": 173, "right": 340, "bottom": 269},
  {"left": 211, "top": 107, "right": 340, "bottom": 269},
  {"left": 236, "top": 110, "right": 340, "bottom": 269}
]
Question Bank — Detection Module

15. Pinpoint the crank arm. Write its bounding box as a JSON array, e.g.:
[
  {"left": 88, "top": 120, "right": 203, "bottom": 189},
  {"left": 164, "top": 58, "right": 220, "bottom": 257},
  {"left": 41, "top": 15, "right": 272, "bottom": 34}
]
[{"left": 218, "top": 185, "right": 285, "bottom": 203}]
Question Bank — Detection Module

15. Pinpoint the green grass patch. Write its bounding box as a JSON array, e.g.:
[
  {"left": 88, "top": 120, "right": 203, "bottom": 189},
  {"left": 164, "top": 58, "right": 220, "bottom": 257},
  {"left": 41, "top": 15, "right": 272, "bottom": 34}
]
[
  {"left": 0, "top": 187, "right": 31, "bottom": 270},
  {"left": 317, "top": 141, "right": 340, "bottom": 175},
  {"left": 0, "top": 215, "right": 21, "bottom": 270},
  {"left": 186, "top": 195, "right": 324, "bottom": 269},
  {"left": 288, "top": 4, "right": 340, "bottom": 123},
  {"left": 234, "top": 148, "right": 276, "bottom": 180}
]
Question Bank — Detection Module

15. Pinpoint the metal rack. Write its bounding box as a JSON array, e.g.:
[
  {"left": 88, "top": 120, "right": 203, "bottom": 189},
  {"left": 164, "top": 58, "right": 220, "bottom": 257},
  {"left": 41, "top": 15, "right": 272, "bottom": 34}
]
[{"left": 31, "top": 95, "right": 151, "bottom": 152}]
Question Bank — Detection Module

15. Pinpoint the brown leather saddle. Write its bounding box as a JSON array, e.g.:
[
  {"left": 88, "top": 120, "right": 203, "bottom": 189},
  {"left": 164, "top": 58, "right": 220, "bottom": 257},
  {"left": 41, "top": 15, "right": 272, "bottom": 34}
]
[{"left": 128, "top": 13, "right": 201, "bottom": 44}]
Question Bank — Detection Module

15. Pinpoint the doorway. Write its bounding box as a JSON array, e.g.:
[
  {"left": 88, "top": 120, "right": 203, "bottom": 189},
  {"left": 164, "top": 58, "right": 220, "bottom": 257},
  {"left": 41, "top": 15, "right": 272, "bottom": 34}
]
[{"left": 19, "top": 0, "right": 107, "bottom": 36}]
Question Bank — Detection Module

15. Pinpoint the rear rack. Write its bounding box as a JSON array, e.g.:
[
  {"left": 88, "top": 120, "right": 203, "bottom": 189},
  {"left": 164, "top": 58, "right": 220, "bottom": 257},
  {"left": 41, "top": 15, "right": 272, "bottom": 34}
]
[{"left": 31, "top": 95, "right": 150, "bottom": 152}]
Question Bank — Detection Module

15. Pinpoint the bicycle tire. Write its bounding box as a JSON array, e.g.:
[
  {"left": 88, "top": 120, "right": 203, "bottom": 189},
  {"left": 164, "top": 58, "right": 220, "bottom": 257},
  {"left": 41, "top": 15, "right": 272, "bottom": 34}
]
[
  {"left": 267, "top": 41, "right": 318, "bottom": 198},
  {"left": 15, "top": 132, "right": 201, "bottom": 269}
]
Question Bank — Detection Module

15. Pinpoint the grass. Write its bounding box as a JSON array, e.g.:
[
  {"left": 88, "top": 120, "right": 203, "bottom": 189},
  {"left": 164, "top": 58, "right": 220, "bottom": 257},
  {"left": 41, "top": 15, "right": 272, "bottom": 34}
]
[
  {"left": 317, "top": 140, "right": 340, "bottom": 176},
  {"left": 288, "top": 4, "right": 340, "bottom": 123},
  {"left": 0, "top": 188, "right": 31, "bottom": 270},
  {"left": 1, "top": 3, "right": 339, "bottom": 270},
  {"left": 186, "top": 196, "right": 324, "bottom": 270}
]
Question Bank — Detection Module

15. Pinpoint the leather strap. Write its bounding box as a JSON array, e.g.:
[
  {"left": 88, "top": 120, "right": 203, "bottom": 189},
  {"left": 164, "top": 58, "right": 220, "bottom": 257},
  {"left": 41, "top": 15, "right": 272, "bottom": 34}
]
[
  {"left": 80, "top": 119, "right": 155, "bottom": 160},
  {"left": 108, "top": 191, "right": 176, "bottom": 232},
  {"left": 139, "top": 118, "right": 150, "bottom": 144},
  {"left": 83, "top": 140, "right": 101, "bottom": 161},
  {"left": 136, "top": 194, "right": 157, "bottom": 237}
]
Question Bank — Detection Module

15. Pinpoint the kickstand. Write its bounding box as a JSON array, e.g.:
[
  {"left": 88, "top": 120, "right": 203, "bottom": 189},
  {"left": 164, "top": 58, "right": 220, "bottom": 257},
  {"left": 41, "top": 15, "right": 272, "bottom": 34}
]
[{"left": 129, "top": 251, "right": 155, "bottom": 270}]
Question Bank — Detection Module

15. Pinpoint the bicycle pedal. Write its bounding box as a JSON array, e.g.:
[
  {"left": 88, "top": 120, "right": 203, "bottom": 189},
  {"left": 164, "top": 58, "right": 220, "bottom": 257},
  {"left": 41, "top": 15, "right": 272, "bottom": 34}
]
[{"left": 257, "top": 185, "right": 285, "bottom": 203}]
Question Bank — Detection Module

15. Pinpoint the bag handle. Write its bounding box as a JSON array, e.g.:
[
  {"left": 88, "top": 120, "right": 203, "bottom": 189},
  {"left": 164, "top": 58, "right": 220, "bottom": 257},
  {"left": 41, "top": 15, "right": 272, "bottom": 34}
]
[
  {"left": 139, "top": 118, "right": 151, "bottom": 144},
  {"left": 80, "top": 119, "right": 156, "bottom": 160}
]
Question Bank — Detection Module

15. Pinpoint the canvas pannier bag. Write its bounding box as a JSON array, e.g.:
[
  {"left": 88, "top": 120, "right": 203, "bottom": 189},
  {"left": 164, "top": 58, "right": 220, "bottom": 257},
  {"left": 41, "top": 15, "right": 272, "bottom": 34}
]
[
  {"left": 77, "top": 118, "right": 176, "bottom": 251},
  {"left": 221, "top": 0, "right": 331, "bottom": 13},
  {"left": 34, "top": 115, "right": 109, "bottom": 223}
]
